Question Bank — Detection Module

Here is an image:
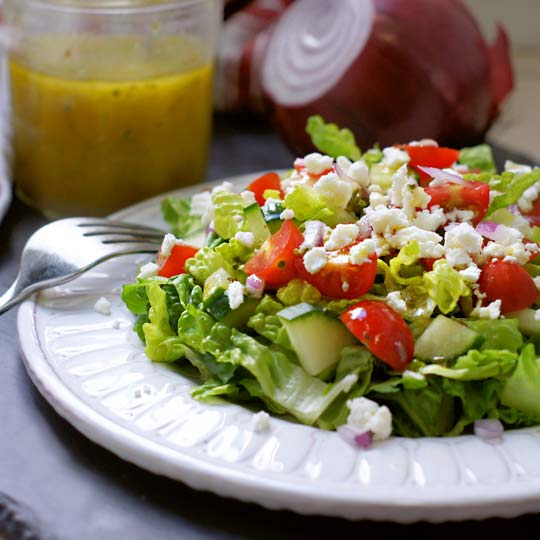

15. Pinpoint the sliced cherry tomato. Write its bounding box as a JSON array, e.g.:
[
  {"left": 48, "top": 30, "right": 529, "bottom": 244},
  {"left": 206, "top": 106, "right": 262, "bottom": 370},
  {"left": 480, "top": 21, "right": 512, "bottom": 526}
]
[
  {"left": 478, "top": 259, "right": 537, "bottom": 313},
  {"left": 244, "top": 220, "right": 303, "bottom": 289},
  {"left": 422, "top": 257, "right": 439, "bottom": 272},
  {"left": 296, "top": 251, "right": 377, "bottom": 300},
  {"left": 424, "top": 181, "right": 490, "bottom": 226},
  {"left": 247, "top": 172, "right": 284, "bottom": 206},
  {"left": 403, "top": 145, "right": 460, "bottom": 186},
  {"left": 522, "top": 198, "right": 540, "bottom": 228},
  {"left": 340, "top": 301, "right": 414, "bottom": 371},
  {"left": 157, "top": 243, "right": 199, "bottom": 278}
]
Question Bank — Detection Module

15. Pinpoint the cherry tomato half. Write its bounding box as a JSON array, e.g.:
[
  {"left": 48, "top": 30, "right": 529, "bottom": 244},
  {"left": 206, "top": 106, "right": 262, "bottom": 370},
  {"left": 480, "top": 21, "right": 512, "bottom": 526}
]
[
  {"left": 296, "top": 251, "right": 377, "bottom": 300},
  {"left": 425, "top": 180, "right": 490, "bottom": 226},
  {"left": 247, "top": 172, "right": 284, "bottom": 206},
  {"left": 403, "top": 145, "right": 460, "bottom": 186},
  {"left": 478, "top": 259, "right": 537, "bottom": 313},
  {"left": 244, "top": 220, "right": 304, "bottom": 289},
  {"left": 340, "top": 301, "right": 414, "bottom": 371},
  {"left": 157, "top": 243, "right": 199, "bottom": 278}
]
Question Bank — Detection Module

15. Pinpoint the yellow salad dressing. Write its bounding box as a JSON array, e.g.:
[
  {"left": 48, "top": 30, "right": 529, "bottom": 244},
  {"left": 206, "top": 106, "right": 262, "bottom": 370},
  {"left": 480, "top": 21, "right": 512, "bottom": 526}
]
[{"left": 9, "top": 35, "right": 213, "bottom": 216}]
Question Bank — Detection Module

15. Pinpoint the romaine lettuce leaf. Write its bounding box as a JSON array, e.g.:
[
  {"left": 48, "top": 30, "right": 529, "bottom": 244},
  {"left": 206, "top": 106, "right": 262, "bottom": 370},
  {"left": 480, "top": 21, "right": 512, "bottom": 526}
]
[
  {"left": 465, "top": 318, "right": 523, "bottom": 352},
  {"left": 423, "top": 259, "right": 470, "bottom": 314},
  {"left": 283, "top": 184, "right": 334, "bottom": 223},
  {"left": 306, "top": 115, "right": 362, "bottom": 161},
  {"left": 458, "top": 144, "right": 496, "bottom": 173},
  {"left": 276, "top": 278, "right": 322, "bottom": 306},
  {"left": 212, "top": 190, "right": 246, "bottom": 239}
]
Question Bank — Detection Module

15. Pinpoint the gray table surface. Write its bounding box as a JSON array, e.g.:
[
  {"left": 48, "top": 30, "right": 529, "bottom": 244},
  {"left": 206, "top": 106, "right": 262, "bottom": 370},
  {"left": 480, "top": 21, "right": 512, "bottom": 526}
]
[{"left": 1, "top": 113, "right": 540, "bottom": 540}]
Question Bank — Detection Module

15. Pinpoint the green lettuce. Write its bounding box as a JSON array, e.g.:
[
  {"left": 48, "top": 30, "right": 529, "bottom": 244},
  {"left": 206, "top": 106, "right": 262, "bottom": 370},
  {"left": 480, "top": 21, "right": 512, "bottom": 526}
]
[
  {"left": 465, "top": 318, "right": 523, "bottom": 352},
  {"left": 161, "top": 196, "right": 203, "bottom": 238},
  {"left": 185, "top": 246, "right": 237, "bottom": 284},
  {"left": 387, "top": 241, "right": 424, "bottom": 286},
  {"left": 247, "top": 296, "right": 292, "bottom": 350},
  {"left": 422, "top": 349, "right": 518, "bottom": 380},
  {"left": 306, "top": 115, "right": 362, "bottom": 161},
  {"left": 283, "top": 184, "right": 334, "bottom": 223},
  {"left": 212, "top": 190, "right": 246, "bottom": 239},
  {"left": 500, "top": 344, "right": 540, "bottom": 417},
  {"left": 276, "top": 278, "right": 322, "bottom": 306},
  {"left": 423, "top": 259, "right": 470, "bottom": 314},
  {"left": 177, "top": 306, "right": 358, "bottom": 425},
  {"left": 458, "top": 144, "right": 496, "bottom": 173}
]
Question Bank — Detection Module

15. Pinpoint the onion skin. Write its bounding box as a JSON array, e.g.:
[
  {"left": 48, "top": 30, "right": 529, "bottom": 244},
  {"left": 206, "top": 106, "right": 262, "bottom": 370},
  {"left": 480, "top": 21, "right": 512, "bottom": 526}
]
[{"left": 264, "top": 0, "right": 513, "bottom": 155}]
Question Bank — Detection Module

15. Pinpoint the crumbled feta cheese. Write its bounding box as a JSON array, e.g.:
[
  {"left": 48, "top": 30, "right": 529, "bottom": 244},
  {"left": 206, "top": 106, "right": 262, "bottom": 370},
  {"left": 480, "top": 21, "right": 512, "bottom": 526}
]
[
  {"left": 227, "top": 281, "right": 244, "bottom": 310},
  {"left": 112, "top": 319, "right": 122, "bottom": 330},
  {"left": 534, "top": 276, "right": 540, "bottom": 290},
  {"left": 517, "top": 183, "right": 539, "bottom": 213},
  {"left": 336, "top": 155, "right": 352, "bottom": 173},
  {"left": 407, "top": 139, "right": 438, "bottom": 147},
  {"left": 160, "top": 233, "right": 178, "bottom": 258},
  {"left": 190, "top": 191, "right": 214, "bottom": 226},
  {"left": 313, "top": 172, "right": 354, "bottom": 209},
  {"left": 483, "top": 238, "right": 534, "bottom": 266},
  {"left": 471, "top": 299, "right": 502, "bottom": 320},
  {"left": 445, "top": 208, "right": 475, "bottom": 223},
  {"left": 491, "top": 224, "right": 523, "bottom": 245},
  {"left": 365, "top": 205, "right": 410, "bottom": 234},
  {"left": 303, "top": 247, "right": 328, "bottom": 274},
  {"left": 324, "top": 224, "right": 359, "bottom": 251},
  {"left": 280, "top": 208, "right": 295, "bottom": 221},
  {"left": 347, "top": 397, "right": 392, "bottom": 441},
  {"left": 241, "top": 190, "right": 257, "bottom": 205},
  {"left": 348, "top": 160, "right": 370, "bottom": 187},
  {"left": 444, "top": 222, "right": 483, "bottom": 256},
  {"left": 349, "top": 238, "right": 376, "bottom": 266},
  {"left": 389, "top": 165, "right": 429, "bottom": 217},
  {"left": 137, "top": 262, "right": 158, "bottom": 279},
  {"left": 304, "top": 152, "right": 333, "bottom": 175},
  {"left": 382, "top": 147, "right": 410, "bottom": 168},
  {"left": 413, "top": 207, "right": 446, "bottom": 231},
  {"left": 391, "top": 226, "right": 444, "bottom": 258},
  {"left": 386, "top": 291, "right": 407, "bottom": 314},
  {"left": 212, "top": 181, "right": 234, "bottom": 194},
  {"left": 535, "top": 310, "right": 540, "bottom": 322},
  {"left": 369, "top": 191, "right": 390, "bottom": 207},
  {"left": 234, "top": 231, "right": 255, "bottom": 248},
  {"left": 94, "top": 296, "right": 111, "bottom": 316},
  {"left": 459, "top": 263, "right": 481, "bottom": 283},
  {"left": 445, "top": 248, "right": 473, "bottom": 268},
  {"left": 252, "top": 411, "right": 271, "bottom": 433}
]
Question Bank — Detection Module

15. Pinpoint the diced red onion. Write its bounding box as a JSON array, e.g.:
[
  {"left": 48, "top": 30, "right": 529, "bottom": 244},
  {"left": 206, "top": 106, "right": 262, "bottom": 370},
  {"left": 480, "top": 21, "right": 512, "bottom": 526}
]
[
  {"left": 337, "top": 425, "right": 374, "bottom": 449},
  {"left": 418, "top": 166, "right": 465, "bottom": 185},
  {"left": 474, "top": 419, "right": 504, "bottom": 440},
  {"left": 475, "top": 221, "right": 500, "bottom": 241},
  {"left": 262, "top": 0, "right": 513, "bottom": 154},
  {"left": 246, "top": 274, "right": 265, "bottom": 297}
]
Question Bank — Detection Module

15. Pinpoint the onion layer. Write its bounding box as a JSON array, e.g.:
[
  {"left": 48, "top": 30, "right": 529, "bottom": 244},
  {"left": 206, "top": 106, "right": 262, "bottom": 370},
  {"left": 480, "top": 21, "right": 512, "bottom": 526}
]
[{"left": 262, "top": 0, "right": 513, "bottom": 155}]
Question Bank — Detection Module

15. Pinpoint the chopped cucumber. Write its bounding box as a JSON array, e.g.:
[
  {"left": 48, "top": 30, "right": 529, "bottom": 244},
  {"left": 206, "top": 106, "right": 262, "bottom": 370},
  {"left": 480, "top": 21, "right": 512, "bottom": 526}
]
[
  {"left": 203, "top": 268, "right": 232, "bottom": 301},
  {"left": 203, "top": 287, "right": 259, "bottom": 328},
  {"left": 262, "top": 200, "right": 285, "bottom": 233},
  {"left": 414, "top": 315, "right": 479, "bottom": 361},
  {"left": 242, "top": 203, "right": 270, "bottom": 246},
  {"left": 507, "top": 308, "right": 540, "bottom": 337},
  {"left": 278, "top": 303, "right": 357, "bottom": 376}
]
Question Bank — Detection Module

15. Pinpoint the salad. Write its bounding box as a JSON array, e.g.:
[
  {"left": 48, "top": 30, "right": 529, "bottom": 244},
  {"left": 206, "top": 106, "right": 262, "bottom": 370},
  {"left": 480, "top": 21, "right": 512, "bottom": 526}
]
[{"left": 122, "top": 116, "right": 540, "bottom": 443}]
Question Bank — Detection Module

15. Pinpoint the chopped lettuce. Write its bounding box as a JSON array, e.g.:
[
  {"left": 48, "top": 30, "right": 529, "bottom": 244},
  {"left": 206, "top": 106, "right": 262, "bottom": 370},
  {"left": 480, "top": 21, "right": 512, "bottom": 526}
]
[
  {"left": 283, "top": 184, "right": 334, "bottom": 223},
  {"left": 423, "top": 259, "right": 470, "bottom": 314},
  {"left": 212, "top": 190, "right": 246, "bottom": 239},
  {"left": 458, "top": 144, "right": 496, "bottom": 173},
  {"left": 306, "top": 115, "right": 362, "bottom": 161},
  {"left": 161, "top": 196, "right": 202, "bottom": 238},
  {"left": 277, "top": 278, "right": 322, "bottom": 306},
  {"left": 465, "top": 319, "right": 523, "bottom": 353}
]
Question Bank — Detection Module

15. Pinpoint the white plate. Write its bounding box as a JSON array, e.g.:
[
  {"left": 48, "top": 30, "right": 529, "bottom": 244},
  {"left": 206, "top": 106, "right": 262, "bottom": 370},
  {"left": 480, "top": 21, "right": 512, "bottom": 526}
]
[{"left": 17, "top": 174, "right": 540, "bottom": 523}]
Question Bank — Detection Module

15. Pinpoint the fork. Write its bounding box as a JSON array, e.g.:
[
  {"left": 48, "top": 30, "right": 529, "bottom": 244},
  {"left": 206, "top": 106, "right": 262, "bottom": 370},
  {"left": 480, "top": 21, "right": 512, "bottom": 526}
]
[{"left": 0, "top": 217, "right": 165, "bottom": 315}]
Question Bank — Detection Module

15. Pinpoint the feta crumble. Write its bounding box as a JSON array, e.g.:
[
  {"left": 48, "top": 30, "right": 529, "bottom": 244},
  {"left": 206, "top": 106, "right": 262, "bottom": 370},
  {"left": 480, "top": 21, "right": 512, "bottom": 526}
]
[
  {"left": 347, "top": 397, "right": 392, "bottom": 441},
  {"left": 471, "top": 299, "right": 502, "bottom": 320},
  {"left": 386, "top": 291, "right": 407, "bottom": 314},
  {"left": 324, "top": 224, "right": 359, "bottom": 251},
  {"left": 234, "top": 231, "right": 255, "bottom": 248},
  {"left": 303, "top": 247, "right": 328, "bottom": 274},
  {"left": 313, "top": 172, "right": 354, "bottom": 209},
  {"left": 349, "top": 238, "right": 376, "bottom": 266},
  {"left": 304, "top": 152, "right": 333, "bottom": 175},
  {"left": 241, "top": 190, "right": 257, "bottom": 205},
  {"left": 160, "top": 233, "right": 178, "bottom": 258},
  {"left": 137, "top": 262, "right": 158, "bottom": 280},
  {"left": 190, "top": 191, "right": 214, "bottom": 226},
  {"left": 226, "top": 281, "right": 244, "bottom": 310},
  {"left": 252, "top": 411, "right": 271, "bottom": 433},
  {"left": 280, "top": 208, "right": 295, "bottom": 221},
  {"left": 94, "top": 296, "right": 111, "bottom": 316},
  {"left": 382, "top": 147, "right": 410, "bottom": 168}
]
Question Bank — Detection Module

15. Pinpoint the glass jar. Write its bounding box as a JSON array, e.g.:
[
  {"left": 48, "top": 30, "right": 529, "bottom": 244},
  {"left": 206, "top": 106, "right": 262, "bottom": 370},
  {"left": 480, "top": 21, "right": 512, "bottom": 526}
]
[{"left": 3, "top": 0, "right": 222, "bottom": 217}]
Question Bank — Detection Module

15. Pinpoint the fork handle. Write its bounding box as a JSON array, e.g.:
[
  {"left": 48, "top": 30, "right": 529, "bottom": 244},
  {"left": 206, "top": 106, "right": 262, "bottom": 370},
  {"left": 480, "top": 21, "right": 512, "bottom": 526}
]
[{"left": 0, "top": 281, "right": 27, "bottom": 315}]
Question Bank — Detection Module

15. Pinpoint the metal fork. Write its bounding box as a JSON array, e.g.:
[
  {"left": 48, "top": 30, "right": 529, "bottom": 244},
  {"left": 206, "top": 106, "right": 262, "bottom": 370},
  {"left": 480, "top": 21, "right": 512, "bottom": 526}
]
[{"left": 0, "top": 217, "right": 165, "bottom": 315}]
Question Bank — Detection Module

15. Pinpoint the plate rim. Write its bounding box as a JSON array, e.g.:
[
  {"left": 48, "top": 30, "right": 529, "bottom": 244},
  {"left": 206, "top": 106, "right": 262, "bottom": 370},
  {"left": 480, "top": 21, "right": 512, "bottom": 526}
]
[{"left": 16, "top": 172, "right": 540, "bottom": 523}]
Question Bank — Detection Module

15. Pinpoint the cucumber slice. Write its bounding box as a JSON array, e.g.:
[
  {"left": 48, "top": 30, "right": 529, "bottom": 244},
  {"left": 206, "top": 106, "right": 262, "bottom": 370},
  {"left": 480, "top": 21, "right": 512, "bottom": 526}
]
[
  {"left": 278, "top": 303, "right": 356, "bottom": 376},
  {"left": 507, "top": 308, "right": 540, "bottom": 337},
  {"left": 414, "top": 315, "right": 479, "bottom": 361},
  {"left": 242, "top": 203, "right": 270, "bottom": 246},
  {"left": 203, "top": 286, "right": 259, "bottom": 328}
]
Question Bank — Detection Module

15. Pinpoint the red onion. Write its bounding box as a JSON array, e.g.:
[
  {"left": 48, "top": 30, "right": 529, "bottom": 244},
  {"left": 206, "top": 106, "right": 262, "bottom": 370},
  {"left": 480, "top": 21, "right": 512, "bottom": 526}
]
[
  {"left": 246, "top": 274, "right": 265, "bottom": 297},
  {"left": 262, "top": 0, "right": 513, "bottom": 155},
  {"left": 300, "top": 220, "right": 326, "bottom": 250},
  {"left": 476, "top": 221, "right": 501, "bottom": 241},
  {"left": 417, "top": 166, "right": 465, "bottom": 186},
  {"left": 337, "top": 425, "right": 374, "bottom": 449},
  {"left": 474, "top": 419, "right": 504, "bottom": 440}
]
